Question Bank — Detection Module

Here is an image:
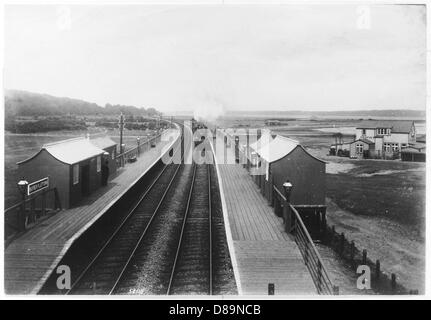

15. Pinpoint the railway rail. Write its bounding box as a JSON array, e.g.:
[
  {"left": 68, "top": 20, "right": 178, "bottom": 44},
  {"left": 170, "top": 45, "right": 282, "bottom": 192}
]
[
  {"left": 40, "top": 124, "right": 236, "bottom": 295},
  {"left": 66, "top": 158, "right": 183, "bottom": 294},
  {"left": 167, "top": 164, "right": 213, "bottom": 295}
]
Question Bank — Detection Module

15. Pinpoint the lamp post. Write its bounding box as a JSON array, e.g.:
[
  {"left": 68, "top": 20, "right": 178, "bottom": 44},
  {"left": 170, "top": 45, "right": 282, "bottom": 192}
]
[
  {"left": 282, "top": 180, "right": 293, "bottom": 202},
  {"left": 282, "top": 180, "right": 293, "bottom": 233},
  {"left": 137, "top": 137, "right": 141, "bottom": 156},
  {"left": 234, "top": 136, "right": 240, "bottom": 163},
  {"left": 17, "top": 179, "right": 28, "bottom": 231}
]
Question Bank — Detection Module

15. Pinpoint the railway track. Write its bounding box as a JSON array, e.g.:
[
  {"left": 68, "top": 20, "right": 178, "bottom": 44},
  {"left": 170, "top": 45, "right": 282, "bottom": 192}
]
[
  {"left": 64, "top": 128, "right": 185, "bottom": 295},
  {"left": 66, "top": 162, "right": 182, "bottom": 294},
  {"left": 53, "top": 125, "right": 236, "bottom": 295},
  {"left": 167, "top": 164, "right": 213, "bottom": 295},
  {"left": 109, "top": 163, "right": 213, "bottom": 295}
]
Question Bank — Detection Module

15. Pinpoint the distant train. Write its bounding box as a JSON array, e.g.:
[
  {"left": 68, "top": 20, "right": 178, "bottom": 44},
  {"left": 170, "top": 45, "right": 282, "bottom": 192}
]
[{"left": 191, "top": 118, "right": 207, "bottom": 132}]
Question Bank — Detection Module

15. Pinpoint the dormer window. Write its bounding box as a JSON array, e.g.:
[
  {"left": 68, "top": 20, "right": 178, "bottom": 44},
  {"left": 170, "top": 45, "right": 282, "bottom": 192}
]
[{"left": 377, "top": 128, "right": 390, "bottom": 135}]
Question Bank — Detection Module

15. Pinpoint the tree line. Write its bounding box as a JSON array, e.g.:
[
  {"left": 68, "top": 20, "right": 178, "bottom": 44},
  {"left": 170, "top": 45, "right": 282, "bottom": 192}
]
[
  {"left": 4, "top": 90, "right": 163, "bottom": 133},
  {"left": 5, "top": 90, "right": 161, "bottom": 118}
]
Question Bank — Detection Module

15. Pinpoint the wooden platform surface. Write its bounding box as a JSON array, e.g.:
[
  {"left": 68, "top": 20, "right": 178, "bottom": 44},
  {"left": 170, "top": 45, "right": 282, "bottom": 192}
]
[
  {"left": 4, "top": 130, "right": 180, "bottom": 295},
  {"left": 216, "top": 139, "right": 316, "bottom": 295}
]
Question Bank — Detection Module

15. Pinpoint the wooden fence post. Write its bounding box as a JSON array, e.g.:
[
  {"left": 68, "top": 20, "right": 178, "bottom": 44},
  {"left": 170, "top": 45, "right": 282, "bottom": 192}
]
[
  {"left": 375, "top": 260, "right": 380, "bottom": 282},
  {"left": 268, "top": 283, "right": 274, "bottom": 295},
  {"left": 30, "top": 198, "right": 36, "bottom": 225},
  {"left": 284, "top": 204, "right": 292, "bottom": 233},
  {"left": 362, "top": 249, "right": 367, "bottom": 265},
  {"left": 19, "top": 202, "right": 26, "bottom": 231},
  {"left": 350, "top": 241, "right": 355, "bottom": 264},
  {"left": 391, "top": 274, "right": 396, "bottom": 293},
  {"left": 340, "top": 233, "right": 345, "bottom": 256},
  {"left": 331, "top": 226, "right": 336, "bottom": 245},
  {"left": 321, "top": 211, "right": 327, "bottom": 240},
  {"left": 333, "top": 285, "right": 339, "bottom": 295}
]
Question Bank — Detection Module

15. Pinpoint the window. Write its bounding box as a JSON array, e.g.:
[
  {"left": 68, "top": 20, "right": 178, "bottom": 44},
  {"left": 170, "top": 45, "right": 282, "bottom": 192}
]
[
  {"left": 377, "top": 128, "right": 389, "bottom": 135},
  {"left": 401, "top": 143, "right": 407, "bottom": 149},
  {"left": 356, "top": 143, "right": 363, "bottom": 154},
  {"left": 384, "top": 143, "right": 391, "bottom": 152},
  {"left": 73, "top": 164, "right": 79, "bottom": 185},
  {"left": 111, "top": 150, "right": 115, "bottom": 160},
  {"left": 97, "top": 156, "right": 101, "bottom": 172},
  {"left": 392, "top": 144, "right": 399, "bottom": 152}
]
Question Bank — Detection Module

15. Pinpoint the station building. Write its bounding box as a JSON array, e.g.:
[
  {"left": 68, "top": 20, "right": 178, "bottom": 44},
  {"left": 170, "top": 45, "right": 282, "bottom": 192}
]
[
  {"left": 89, "top": 136, "right": 117, "bottom": 174},
  {"left": 225, "top": 129, "right": 327, "bottom": 238},
  {"left": 248, "top": 134, "right": 326, "bottom": 206},
  {"left": 17, "top": 137, "right": 116, "bottom": 209}
]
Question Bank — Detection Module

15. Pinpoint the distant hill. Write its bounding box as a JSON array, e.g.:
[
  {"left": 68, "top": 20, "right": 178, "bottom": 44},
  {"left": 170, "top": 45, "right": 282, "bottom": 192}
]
[
  {"left": 225, "top": 109, "right": 425, "bottom": 119},
  {"left": 4, "top": 90, "right": 160, "bottom": 118}
]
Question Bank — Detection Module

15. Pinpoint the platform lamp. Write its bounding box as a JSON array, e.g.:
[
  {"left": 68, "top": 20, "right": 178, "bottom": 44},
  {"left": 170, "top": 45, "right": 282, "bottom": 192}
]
[
  {"left": 136, "top": 137, "right": 141, "bottom": 155},
  {"left": 17, "top": 179, "right": 28, "bottom": 231},
  {"left": 282, "top": 180, "right": 293, "bottom": 203}
]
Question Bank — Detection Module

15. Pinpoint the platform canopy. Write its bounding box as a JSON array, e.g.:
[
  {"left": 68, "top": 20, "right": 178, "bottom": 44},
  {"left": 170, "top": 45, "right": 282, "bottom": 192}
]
[
  {"left": 255, "top": 135, "right": 299, "bottom": 163},
  {"left": 18, "top": 137, "right": 105, "bottom": 165},
  {"left": 248, "top": 129, "right": 273, "bottom": 152}
]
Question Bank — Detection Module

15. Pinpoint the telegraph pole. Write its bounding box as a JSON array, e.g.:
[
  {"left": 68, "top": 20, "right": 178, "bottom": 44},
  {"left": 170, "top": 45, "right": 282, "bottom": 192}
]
[{"left": 119, "top": 113, "right": 125, "bottom": 154}]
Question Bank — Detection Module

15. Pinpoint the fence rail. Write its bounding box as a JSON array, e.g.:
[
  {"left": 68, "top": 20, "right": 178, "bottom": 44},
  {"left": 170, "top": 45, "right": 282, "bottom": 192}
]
[
  {"left": 273, "top": 186, "right": 337, "bottom": 295},
  {"left": 4, "top": 188, "right": 61, "bottom": 242},
  {"left": 115, "top": 133, "right": 162, "bottom": 167}
]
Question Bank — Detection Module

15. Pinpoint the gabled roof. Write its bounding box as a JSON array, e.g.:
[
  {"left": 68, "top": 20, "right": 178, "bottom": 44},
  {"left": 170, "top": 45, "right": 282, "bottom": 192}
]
[
  {"left": 254, "top": 135, "right": 325, "bottom": 164},
  {"left": 17, "top": 137, "right": 105, "bottom": 165},
  {"left": 356, "top": 121, "right": 414, "bottom": 133},
  {"left": 90, "top": 136, "right": 117, "bottom": 149},
  {"left": 249, "top": 129, "right": 272, "bottom": 151},
  {"left": 352, "top": 138, "right": 374, "bottom": 145}
]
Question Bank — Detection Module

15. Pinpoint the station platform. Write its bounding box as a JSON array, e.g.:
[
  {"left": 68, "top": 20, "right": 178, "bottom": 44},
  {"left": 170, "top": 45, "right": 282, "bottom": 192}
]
[
  {"left": 4, "top": 129, "right": 180, "bottom": 295},
  {"left": 213, "top": 135, "right": 316, "bottom": 295}
]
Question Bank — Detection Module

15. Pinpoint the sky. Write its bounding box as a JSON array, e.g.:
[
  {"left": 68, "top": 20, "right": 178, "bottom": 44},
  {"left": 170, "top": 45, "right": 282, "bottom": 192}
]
[{"left": 3, "top": 4, "right": 427, "bottom": 115}]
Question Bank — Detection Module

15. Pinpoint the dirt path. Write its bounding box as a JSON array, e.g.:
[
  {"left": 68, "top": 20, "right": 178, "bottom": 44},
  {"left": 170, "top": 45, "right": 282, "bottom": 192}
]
[{"left": 325, "top": 197, "right": 425, "bottom": 293}]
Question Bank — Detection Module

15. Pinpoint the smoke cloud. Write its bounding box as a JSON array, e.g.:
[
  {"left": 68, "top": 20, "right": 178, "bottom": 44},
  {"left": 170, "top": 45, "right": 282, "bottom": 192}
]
[{"left": 191, "top": 93, "right": 226, "bottom": 122}]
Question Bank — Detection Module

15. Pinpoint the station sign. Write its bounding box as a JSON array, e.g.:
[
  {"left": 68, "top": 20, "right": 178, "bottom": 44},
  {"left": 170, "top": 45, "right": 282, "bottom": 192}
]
[{"left": 28, "top": 177, "right": 49, "bottom": 196}]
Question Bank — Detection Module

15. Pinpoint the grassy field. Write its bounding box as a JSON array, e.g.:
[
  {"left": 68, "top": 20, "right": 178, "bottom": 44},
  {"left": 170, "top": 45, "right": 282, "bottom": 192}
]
[
  {"left": 3, "top": 128, "right": 159, "bottom": 208},
  {"left": 217, "top": 116, "right": 426, "bottom": 291}
]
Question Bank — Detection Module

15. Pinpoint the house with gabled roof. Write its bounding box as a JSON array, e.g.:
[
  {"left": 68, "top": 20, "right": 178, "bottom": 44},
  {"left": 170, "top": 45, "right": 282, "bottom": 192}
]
[
  {"left": 331, "top": 120, "right": 417, "bottom": 159},
  {"left": 355, "top": 120, "right": 416, "bottom": 158}
]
